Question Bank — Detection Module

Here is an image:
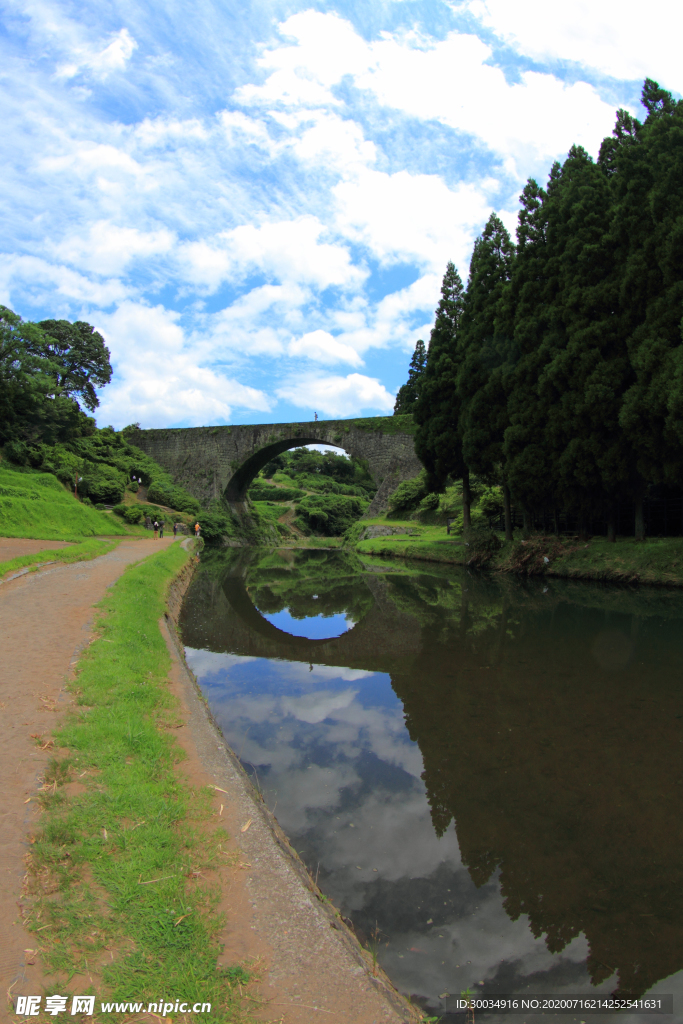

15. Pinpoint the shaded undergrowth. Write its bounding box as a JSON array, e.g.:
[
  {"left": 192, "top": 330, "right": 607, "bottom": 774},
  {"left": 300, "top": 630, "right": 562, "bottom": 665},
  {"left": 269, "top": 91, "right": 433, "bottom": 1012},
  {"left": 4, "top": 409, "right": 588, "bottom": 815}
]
[{"left": 22, "top": 542, "right": 257, "bottom": 1022}]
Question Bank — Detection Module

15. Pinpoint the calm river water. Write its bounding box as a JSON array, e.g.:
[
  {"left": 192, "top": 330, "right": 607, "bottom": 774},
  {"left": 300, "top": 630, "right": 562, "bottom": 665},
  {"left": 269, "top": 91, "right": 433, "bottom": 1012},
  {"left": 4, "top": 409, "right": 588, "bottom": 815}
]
[{"left": 180, "top": 547, "right": 683, "bottom": 1021}]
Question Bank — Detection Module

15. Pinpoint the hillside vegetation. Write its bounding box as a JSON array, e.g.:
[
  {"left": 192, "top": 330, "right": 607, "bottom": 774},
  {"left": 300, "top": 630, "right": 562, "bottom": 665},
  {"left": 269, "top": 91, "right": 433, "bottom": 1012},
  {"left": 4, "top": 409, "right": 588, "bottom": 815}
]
[{"left": 0, "top": 463, "right": 127, "bottom": 540}]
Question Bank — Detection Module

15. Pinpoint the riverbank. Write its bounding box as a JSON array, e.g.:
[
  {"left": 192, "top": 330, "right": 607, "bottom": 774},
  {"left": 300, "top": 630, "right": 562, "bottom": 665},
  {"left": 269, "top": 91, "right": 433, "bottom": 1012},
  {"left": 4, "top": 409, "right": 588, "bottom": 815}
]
[
  {"left": 346, "top": 518, "right": 683, "bottom": 586},
  {"left": 3, "top": 536, "right": 424, "bottom": 1023}
]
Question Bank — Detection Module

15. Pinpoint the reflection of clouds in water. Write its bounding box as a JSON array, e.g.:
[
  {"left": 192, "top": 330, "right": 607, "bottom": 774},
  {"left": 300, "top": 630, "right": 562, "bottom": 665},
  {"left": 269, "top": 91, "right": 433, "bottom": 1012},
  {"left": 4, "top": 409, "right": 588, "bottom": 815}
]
[
  {"left": 390, "top": 902, "right": 594, "bottom": 1012},
  {"left": 319, "top": 788, "right": 460, "bottom": 883},
  {"left": 185, "top": 647, "right": 374, "bottom": 685},
  {"left": 185, "top": 647, "right": 614, "bottom": 1012},
  {"left": 282, "top": 687, "right": 357, "bottom": 724}
]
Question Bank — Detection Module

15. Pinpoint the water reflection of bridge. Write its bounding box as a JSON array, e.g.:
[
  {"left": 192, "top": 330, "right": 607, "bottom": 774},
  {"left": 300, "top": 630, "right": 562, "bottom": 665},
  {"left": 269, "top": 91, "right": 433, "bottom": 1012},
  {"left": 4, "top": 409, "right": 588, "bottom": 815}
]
[
  {"left": 181, "top": 565, "right": 423, "bottom": 671},
  {"left": 181, "top": 551, "right": 683, "bottom": 1000}
]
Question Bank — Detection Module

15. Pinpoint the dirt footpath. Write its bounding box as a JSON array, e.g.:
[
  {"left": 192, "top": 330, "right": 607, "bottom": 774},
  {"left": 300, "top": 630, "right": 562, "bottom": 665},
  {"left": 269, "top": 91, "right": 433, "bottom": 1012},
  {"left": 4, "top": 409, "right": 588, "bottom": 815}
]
[
  {"left": 0, "top": 537, "right": 172, "bottom": 1009},
  {"left": 0, "top": 539, "right": 73, "bottom": 563}
]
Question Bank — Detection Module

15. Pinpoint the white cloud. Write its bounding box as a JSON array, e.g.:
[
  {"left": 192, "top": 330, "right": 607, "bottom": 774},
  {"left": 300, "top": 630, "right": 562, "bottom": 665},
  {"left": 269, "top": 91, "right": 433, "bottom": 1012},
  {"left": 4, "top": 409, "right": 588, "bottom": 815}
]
[
  {"left": 288, "top": 110, "right": 377, "bottom": 171},
  {"left": 56, "top": 27, "right": 137, "bottom": 81},
  {"left": 276, "top": 372, "right": 395, "bottom": 417},
  {"left": 357, "top": 31, "right": 617, "bottom": 169},
  {"left": 181, "top": 216, "right": 365, "bottom": 293},
  {"left": 335, "top": 169, "right": 490, "bottom": 271},
  {"left": 93, "top": 302, "right": 271, "bottom": 427},
  {"left": 282, "top": 688, "right": 358, "bottom": 725},
  {"left": 39, "top": 144, "right": 146, "bottom": 181},
  {"left": 54, "top": 220, "right": 175, "bottom": 275},
  {"left": 467, "top": 0, "right": 683, "bottom": 93},
  {"left": 0, "top": 254, "right": 128, "bottom": 308},
  {"left": 243, "top": 11, "right": 619, "bottom": 174},
  {"left": 288, "top": 329, "right": 363, "bottom": 366},
  {"left": 237, "top": 11, "right": 371, "bottom": 109},
  {"left": 134, "top": 117, "right": 208, "bottom": 148}
]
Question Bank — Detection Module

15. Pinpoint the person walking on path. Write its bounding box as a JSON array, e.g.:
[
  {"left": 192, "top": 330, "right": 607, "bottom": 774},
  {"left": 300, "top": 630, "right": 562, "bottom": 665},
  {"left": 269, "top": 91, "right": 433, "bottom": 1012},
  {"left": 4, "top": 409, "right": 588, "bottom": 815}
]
[
  {"left": 194, "top": 522, "right": 201, "bottom": 539},
  {"left": 173, "top": 522, "right": 178, "bottom": 538},
  {"left": 153, "top": 520, "right": 159, "bottom": 539},
  {"left": 159, "top": 521, "right": 164, "bottom": 539}
]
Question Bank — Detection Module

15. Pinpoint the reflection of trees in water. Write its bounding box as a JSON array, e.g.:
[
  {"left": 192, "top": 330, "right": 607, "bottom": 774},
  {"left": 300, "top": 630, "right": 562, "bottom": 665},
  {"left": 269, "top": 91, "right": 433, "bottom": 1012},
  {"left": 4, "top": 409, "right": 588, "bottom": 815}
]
[
  {"left": 183, "top": 550, "right": 683, "bottom": 998},
  {"left": 389, "top": 580, "right": 683, "bottom": 997},
  {"left": 243, "top": 548, "right": 374, "bottom": 623}
]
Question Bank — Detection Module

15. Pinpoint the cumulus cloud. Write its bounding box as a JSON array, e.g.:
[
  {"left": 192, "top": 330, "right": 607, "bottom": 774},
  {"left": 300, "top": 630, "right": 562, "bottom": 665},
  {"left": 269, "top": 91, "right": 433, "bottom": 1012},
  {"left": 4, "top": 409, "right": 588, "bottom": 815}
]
[
  {"left": 236, "top": 11, "right": 370, "bottom": 109},
  {"left": 93, "top": 302, "right": 271, "bottom": 427},
  {"left": 288, "top": 329, "right": 363, "bottom": 366},
  {"left": 467, "top": 0, "right": 683, "bottom": 93},
  {"left": 181, "top": 216, "right": 365, "bottom": 293},
  {"left": 335, "top": 169, "right": 491, "bottom": 271},
  {"left": 242, "top": 11, "right": 619, "bottom": 171},
  {"left": 276, "top": 372, "right": 395, "bottom": 416},
  {"left": 0, "top": 0, "right": 648, "bottom": 427}
]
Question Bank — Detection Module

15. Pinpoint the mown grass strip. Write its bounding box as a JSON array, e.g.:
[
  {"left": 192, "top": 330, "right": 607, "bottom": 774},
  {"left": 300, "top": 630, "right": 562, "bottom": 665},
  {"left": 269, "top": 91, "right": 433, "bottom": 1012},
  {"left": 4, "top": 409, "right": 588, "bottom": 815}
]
[
  {"left": 25, "top": 542, "right": 256, "bottom": 1023},
  {"left": 0, "top": 538, "right": 119, "bottom": 580}
]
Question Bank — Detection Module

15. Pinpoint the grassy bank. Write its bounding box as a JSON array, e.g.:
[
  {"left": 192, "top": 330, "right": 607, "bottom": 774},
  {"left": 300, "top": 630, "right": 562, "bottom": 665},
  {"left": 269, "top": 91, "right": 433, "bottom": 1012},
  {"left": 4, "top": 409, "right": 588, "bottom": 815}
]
[
  {"left": 0, "top": 537, "right": 118, "bottom": 579},
  {"left": 347, "top": 517, "right": 683, "bottom": 586},
  {"left": 24, "top": 542, "right": 255, "bottom": 1022},
  {"left": 0, "top": 463, "right": 127, "bottom": 540}
]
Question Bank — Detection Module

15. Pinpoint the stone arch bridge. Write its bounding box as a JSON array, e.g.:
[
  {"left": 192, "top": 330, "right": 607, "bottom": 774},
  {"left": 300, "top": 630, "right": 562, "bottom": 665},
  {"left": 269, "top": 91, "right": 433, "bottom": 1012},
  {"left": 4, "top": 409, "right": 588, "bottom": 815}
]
[{"left": 130, "top": 416, "right": 420, "bottom": 515}]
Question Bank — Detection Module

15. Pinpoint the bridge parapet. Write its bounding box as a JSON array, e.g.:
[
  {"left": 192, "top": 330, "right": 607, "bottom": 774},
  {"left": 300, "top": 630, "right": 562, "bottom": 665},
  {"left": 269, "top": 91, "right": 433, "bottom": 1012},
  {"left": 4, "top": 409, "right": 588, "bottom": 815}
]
[{"left": 130, "top": 415, "right": 421, "bottom": 515}]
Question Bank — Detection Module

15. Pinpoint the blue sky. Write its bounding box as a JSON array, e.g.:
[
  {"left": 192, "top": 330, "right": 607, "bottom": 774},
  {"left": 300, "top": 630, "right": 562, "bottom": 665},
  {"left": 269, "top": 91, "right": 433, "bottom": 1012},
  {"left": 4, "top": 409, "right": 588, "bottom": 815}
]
[{"left": 1, "top": 0, "right": 679, "bottom": 428}]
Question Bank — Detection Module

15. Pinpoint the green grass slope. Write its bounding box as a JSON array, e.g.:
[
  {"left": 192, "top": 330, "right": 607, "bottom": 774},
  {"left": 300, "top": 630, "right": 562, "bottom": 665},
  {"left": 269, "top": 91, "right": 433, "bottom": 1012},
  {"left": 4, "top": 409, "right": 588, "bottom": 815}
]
[{"left": 0, "top": 463, "right": 127, "bottom": 540}]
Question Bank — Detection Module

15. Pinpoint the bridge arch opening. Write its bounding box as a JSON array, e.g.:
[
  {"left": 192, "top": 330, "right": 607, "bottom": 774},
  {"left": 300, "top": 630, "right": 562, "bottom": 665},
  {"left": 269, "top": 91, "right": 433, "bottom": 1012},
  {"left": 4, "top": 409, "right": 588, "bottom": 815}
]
[{"left": 224, "top": 437, "right": 355, "bottom": 503}]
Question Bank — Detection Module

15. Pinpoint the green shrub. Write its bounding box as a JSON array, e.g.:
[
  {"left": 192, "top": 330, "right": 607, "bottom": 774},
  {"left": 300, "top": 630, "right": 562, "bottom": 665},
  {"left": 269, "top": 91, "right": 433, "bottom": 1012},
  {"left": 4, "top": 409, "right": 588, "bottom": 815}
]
[
  {"left": 122, "top": 504, "right": 145, "bottom": 524},
  {"left": 195, "top": 506, "right": 230, "bottom": 542},
  {"left": 387, "top": 472, "right": 429, "bottom": 517},
  {"left": 4, "top": 439, "right": 30, "bottom": 465},
  {"left": 78, "top": 463, "right": 125, "bottom": 505},
  {"left": 478, "top": 484, "right": 504, "bottom": 520},
  {"left": 147, "top": 480, "right": 200, "bottom": 514},
  {"left": 296, "top": 493, "right": 369, "bottom": 536}
]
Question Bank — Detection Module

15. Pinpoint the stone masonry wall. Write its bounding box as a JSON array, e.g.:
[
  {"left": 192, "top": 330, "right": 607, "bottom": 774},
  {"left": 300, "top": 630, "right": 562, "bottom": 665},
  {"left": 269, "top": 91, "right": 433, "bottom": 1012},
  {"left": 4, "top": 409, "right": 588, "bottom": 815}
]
[{"left": 129, "top": 416, "right": 421, "bottom": 515}]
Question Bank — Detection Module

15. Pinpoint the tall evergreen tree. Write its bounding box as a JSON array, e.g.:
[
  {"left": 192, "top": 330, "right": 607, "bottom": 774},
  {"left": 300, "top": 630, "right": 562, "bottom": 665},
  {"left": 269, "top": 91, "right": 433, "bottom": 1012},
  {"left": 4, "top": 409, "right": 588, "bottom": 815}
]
[
  {"left": 615, "top": 80, "right": 683, "bottom": 537},
  {"left": 535, "top": 145, "right": 630, "bottom": 534},
  {"left": 394, "top": 338, "right": 427, "bottom": 413},
  {"left": 456, "top": 213, "right": 515, "bottom": 531},
  {"left": 413, "top": 263, "right": 466, "bottom": 492},
  {"left": 501, "top": 173, "right": 557, "bottom": 528}
]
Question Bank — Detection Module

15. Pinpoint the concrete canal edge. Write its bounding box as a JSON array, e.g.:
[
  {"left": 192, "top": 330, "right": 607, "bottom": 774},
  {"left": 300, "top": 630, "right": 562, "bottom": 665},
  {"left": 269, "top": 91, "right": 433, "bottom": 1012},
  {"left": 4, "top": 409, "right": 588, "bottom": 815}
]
[{"left": 162, "top": 554, "right": 426, "bottom": 1024}]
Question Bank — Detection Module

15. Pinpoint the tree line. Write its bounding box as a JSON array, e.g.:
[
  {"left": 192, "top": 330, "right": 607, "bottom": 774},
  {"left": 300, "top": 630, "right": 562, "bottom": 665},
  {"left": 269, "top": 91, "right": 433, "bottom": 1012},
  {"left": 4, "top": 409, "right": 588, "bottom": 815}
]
[{"left": 394, "top": 79, "right": 683, "bottom": 541}]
